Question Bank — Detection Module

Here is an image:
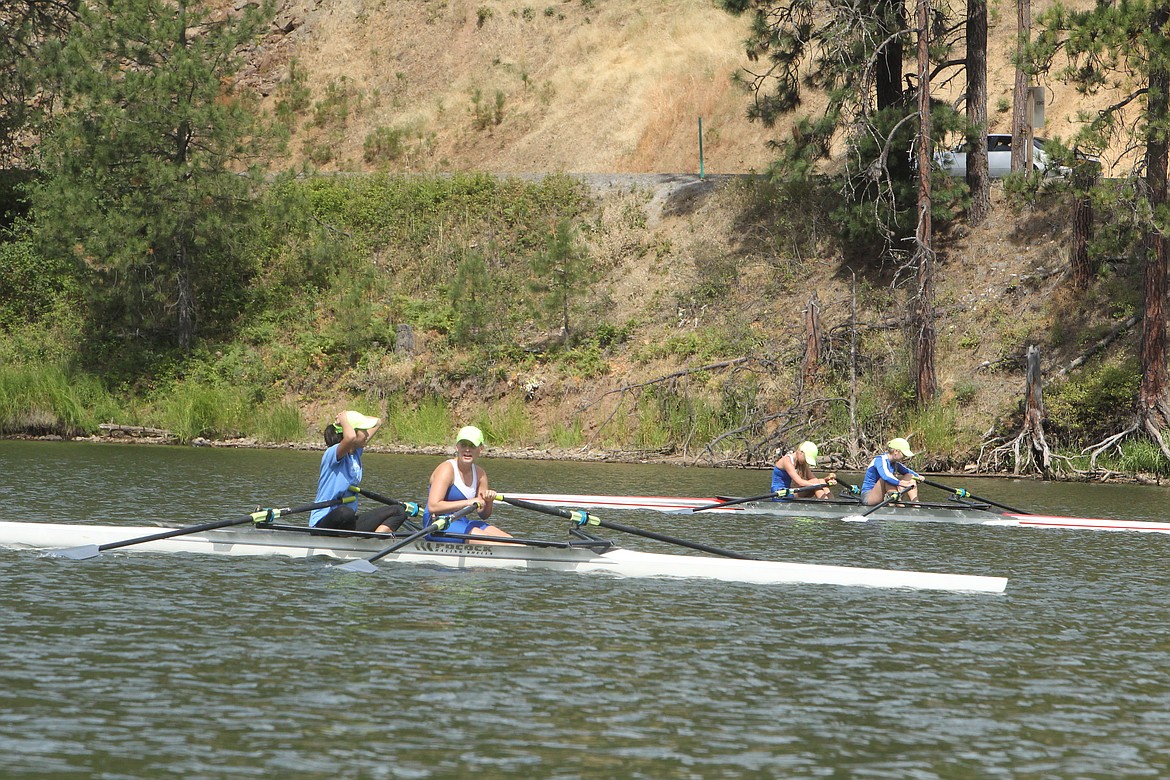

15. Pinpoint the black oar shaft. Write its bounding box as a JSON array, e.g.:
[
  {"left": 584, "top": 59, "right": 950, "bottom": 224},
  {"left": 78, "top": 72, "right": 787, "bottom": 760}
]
[
  {"left": 500, "top": 494, "right": 757, "bottom": 560},
  {"left": 336, "top": 503, "right": 479, "bottom": 573},
  {"left": 690, "top": 484, "right": 832, "bottom": 513},
  {"left": 593, "top": 518, "right": 758, "bottom": 560},
  {"left": 688, "top": 491, "right": 780, "bottom": 513},
  {"left": 500, "top": 495, "right": 574, "bottom": 520},
  {"left": 348, "top": 486, "right": 407, "bottom": 508},
  {"left": 920, "top": 478, "right": 1030, "bottom": 515},
  {"left": 97, "top": 496, "right": 348, "bottom": 553},
  {"left": 861, "top": 492, "right": 901, "bottom": 517}
]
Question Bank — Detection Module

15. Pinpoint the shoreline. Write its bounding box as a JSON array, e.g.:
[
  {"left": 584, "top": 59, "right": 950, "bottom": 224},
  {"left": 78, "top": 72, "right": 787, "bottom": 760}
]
[{"left": 9, "top": 431, "right": 1164, "bottom": 485}]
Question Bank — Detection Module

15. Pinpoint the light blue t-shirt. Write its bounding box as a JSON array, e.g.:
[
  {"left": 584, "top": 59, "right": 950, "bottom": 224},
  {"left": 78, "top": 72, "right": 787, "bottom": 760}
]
[{"left": 310, "top": 443, "right": 362, "bottom": 526}]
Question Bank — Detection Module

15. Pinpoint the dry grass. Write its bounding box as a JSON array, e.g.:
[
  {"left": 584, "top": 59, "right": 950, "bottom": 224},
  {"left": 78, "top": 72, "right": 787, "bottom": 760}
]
[{"left": 252, "top": 0, "right": 1135, "bottom": 177}]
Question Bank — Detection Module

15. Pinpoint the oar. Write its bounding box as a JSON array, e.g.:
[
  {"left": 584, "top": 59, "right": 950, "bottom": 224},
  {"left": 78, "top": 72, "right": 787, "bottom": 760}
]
[
  {"left": 498, "top": 494, "right": 759, "bottom": 560},
  {"left": 918, "top": 477, "right": 1032, "bottom": 515},
  {"left": 53, "top": 495, "right": 356, "bottom": 560},
  {"left": 832, "top": 477, "right": 864, "bottom": 500},
  {"left": 841, "top": 491, "right": 903, "bottom": 522},
  {"left": 346, "top": 485, "right": 421, "bottom": 517},
  {"left": 665, "top": 485, "right": 831, "bottom": 515},
  {"left": 333, "top": 502, "right": 479, "bottom": 574}
]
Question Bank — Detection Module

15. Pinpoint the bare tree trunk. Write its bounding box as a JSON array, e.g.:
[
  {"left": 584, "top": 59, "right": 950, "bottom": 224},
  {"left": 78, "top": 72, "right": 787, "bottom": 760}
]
[
  {"left": 176, "top": 241, "right": 194, "bottom": 353},
  {"left": 849, "top": 272, "right": 860, "bottom": 464},
  {"left": 1140, "top": 26, "right": 1170, "bottom": 440},
  {"left": 914, "top": 0, "right": 936, "bottom": 407},
  {"left": 966, "top": 0, "right": 991, "bottom": 224},
  {"left": 1070, "top": 160, "right": 1096, "bottom": 290},
  {"left": 875, "top": 0, "right": 906, "bottom": 109},
  {"left": 1011, "top": 0, "right": 1031, "bottom": 173},
  {"left": 803, "top": 291, "right": 821, "bottom": 386},
  {"left": 1022, "top": 344, "right": 1051, "bottom": 476}
]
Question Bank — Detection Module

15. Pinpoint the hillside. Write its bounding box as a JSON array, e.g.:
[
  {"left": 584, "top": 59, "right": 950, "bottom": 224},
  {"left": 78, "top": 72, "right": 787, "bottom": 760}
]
[
  {"left": 243, "top": 0, "right": 1119, "bottom": 176},
  {"left": 185, "top": 0, "right": 1146, "bottom": 475}
]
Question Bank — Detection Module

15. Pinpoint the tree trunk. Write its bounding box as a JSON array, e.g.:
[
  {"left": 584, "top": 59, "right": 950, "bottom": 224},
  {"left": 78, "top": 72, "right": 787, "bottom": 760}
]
[
  {"left": 1022, "top": 344, "right": 1051, "bottom": 476},
  {"left": 802, "top": 291, "right": 821, "bottom": 386},
  {"left": 966, "top": 0, "right": 991, "bottom": 224},
  {"left": 1011, "top": 0, "right": 1031, "bottom": 173},
  {"left": 176, "top": 240, "right": 194, "bottom": 353},
  {"left": 875, "top": 0, "right": 906, "bottom": 110},
  {"left": 914, "top": 0, "right": 936, "bottom": 408},
  {"left": 1070, "top": 160, "right": 1097, "bottom": 290},
  {"left": 1140, "top": 22, "right": 1170, "bottom": 433}
]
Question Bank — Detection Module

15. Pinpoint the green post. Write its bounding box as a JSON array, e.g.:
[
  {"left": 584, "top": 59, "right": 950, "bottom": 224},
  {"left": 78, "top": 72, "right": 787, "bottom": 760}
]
[{"left": 698, "top": 117, "right": 705, "bottom": 180}]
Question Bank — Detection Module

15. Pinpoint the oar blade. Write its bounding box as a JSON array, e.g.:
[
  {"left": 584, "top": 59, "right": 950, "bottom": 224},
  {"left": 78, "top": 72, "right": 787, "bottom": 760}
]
[
  {"left": 334, "top": 558, "right": 381, "bottom": 574},
  {"left": 50, "top": 544, "right": 101, "bottom": 560}
]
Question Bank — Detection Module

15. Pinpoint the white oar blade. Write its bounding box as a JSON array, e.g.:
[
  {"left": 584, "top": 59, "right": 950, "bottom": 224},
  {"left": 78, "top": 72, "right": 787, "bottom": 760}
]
[
  {"left": 334, "top": 558, "right": 380, "bottom": 574},
  {"left": 49, "top": 545, "right": 101, "bottom": 560},
  {"left": 841, "top": 515, "right": 869, "bottom": 523}
]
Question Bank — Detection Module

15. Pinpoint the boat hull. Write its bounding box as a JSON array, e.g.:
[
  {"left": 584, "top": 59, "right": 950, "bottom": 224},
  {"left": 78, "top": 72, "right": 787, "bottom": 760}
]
[
  {"left": 0, "top": 521, "right": 1006, "bottom": 593},
  {"left": 504, "top": 493, "right": 1170, "bottom": 534}
]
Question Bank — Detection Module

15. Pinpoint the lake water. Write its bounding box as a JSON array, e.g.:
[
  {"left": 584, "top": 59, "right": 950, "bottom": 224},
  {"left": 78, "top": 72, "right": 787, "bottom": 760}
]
[{"left": 2, "top": 439, "right": 1169, "bottom": 778}]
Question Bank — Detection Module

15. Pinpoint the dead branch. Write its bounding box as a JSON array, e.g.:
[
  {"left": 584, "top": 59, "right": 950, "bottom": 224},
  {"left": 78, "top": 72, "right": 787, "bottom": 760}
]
[
  {"left": 577, "top": 357, "right": 755, "bottom": 414},
  {"left": 1052, "top": 314, "right": 1140, "bottom": 379}
]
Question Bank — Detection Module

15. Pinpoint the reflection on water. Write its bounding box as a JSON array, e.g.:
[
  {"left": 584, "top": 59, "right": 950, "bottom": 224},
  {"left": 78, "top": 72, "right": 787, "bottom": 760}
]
[{"left": 2, "top": 439, "right": 1170, "bottom": 777}]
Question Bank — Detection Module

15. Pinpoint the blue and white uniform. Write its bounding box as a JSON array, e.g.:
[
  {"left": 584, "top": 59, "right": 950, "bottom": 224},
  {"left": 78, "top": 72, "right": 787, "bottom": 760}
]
[
  {"left": 860, "top": 454, "right": 920, "bottom": 494},
  {"left": 424, "top": 459, "right": 490, "bottom": 541},
  {"left": 310, "top": 443, "right": 362, "bottom": 526}
]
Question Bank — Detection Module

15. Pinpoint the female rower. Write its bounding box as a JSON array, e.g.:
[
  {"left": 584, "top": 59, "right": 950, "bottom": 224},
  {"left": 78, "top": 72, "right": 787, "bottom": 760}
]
[
  {"left": 771, "top": 441, "right": 835, "bottom": 499},
  {"left": 311, "top": 410, "right": 406, "bottom": 533},
  {"left": 860, "top": 437, "right": 921, "bottom": 505},
  {"left": 424, "top": 425, "right": 511, "bottom": 543}
]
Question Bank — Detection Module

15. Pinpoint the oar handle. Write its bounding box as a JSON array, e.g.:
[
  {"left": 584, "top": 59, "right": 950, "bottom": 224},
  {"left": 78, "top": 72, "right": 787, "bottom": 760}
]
[
  {"left": 347, "top": 486, "right": 421, "bottom": 516},
  {"left": 96, "top": 495, "right": 355, "bottom": 553}
]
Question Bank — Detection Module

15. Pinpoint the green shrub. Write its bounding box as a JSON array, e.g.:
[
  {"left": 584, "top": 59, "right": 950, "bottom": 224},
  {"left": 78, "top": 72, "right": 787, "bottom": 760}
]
[
  {"left": 156, "top": 381, "right": 247, "bottom": 442},
  {"left": 254, "top": 401, "right": 307, "bottom": 443},
  {"left": 0, "top": 362, "right": 120, "bottom": 436},
  {"left": 1046, "top": 363, "right": 1138, "bottom": 442},
  {"left": 385, "top": 394, "right": 451, "bottom": 445},
  {"left": 363, "top": 126, "right": 406, "bottom": 164},
  {"left": 1099, "top": 438, "right": 1170, "bottom": 477}
]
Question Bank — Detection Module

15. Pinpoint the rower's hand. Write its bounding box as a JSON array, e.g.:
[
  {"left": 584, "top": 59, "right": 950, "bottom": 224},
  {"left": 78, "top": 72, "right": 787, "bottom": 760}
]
[{"left": 826, "top": 473, "right": 837, "bottom": 486}]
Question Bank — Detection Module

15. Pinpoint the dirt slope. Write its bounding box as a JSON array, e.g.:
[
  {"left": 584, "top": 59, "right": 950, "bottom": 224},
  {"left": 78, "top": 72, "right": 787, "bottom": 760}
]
[{"left": 248, "top": 0, "right": 1124, "bottom": 176}]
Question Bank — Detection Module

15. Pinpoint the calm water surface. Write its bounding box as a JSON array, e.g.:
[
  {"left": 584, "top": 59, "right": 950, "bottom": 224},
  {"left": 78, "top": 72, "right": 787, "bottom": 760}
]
[{"left": 2, "top": 439, "right": 1169, "bottom": 778}]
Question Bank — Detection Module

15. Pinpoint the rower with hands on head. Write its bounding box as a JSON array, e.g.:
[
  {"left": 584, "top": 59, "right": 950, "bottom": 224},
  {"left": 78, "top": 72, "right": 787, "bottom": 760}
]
[
  {"left": 860, "top": 437, "right": 921, "bottom": 505},
  {"left": 311, "top": 410, "right": 406, "bottom": 533},
  {"left": 424, "top": 425, "right": 511, "bottom": 543},
  {"left": 771, "top": 441, "right": 836, "bottom": 499}
]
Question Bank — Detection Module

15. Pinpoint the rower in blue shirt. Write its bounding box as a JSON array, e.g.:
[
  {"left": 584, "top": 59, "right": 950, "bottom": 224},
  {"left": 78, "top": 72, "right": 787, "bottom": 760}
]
[
  {"left": 771, "top": 441, "right": 835, "bottom": 499},
  {"left": 860, "top": 438, "right": 921, "bottom": 505},
  {"left": 311, "top": 410, "right": 405, "bottom": 533}
]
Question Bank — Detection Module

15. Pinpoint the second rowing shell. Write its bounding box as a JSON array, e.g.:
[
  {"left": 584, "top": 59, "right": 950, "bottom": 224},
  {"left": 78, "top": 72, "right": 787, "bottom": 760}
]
[{"left": 503, "top": 493, "right": 1170, "bottom": 534}]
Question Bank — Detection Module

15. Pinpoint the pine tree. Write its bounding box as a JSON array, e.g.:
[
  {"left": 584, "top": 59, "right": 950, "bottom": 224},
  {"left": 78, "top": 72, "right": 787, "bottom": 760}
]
[
  {"left": 529, "top": 219, "right": 591, "bottom": 344},
  {"left": 0, "top": 0, "right": 76, "bottom": 166},
  {"left": 1036, "top": 0, "right": 1170, "bottom": 456},
  {"left": 29, "top": 0, "right": 268, "bottom": 356}
]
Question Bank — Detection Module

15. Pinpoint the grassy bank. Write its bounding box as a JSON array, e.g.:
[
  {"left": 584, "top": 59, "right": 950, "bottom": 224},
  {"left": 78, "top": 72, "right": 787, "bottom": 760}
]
[{"left": 1, "top": 172, "right": 1167, "bottom": 478}]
